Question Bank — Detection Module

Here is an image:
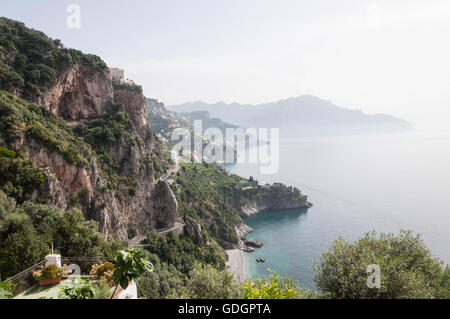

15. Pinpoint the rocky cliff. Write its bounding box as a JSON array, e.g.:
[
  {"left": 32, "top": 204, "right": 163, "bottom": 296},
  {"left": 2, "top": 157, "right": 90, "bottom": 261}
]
[
  {"left": 240, "top": 198, "right": 312, "bottom": 217},
  {"left": 6, "top": 62, "right": 180, "bottom": 239},
  {"left": 0, "top": 31, "right": 179, "bottom": 239}
]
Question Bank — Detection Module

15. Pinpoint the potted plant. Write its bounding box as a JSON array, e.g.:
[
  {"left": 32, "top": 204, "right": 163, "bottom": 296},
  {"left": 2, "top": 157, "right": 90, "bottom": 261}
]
[{"left": 33, "top": 264, "right": 68, "bottom": 286}]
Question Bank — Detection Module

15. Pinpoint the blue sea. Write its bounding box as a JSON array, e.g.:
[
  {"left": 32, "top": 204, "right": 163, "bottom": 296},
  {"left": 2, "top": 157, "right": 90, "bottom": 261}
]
[{"left": 227, "top": 129, "right": 450, "bottom": 289}]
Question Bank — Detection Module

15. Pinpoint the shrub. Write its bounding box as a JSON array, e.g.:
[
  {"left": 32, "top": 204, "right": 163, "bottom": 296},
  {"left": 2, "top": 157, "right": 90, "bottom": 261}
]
[
  {"left": 0, "top": 282, "right": 13, "bottom": 299},
  {"left": 0, "top": 149, "right": 45, "bottom": 203},
  {"left": 313, "top": 230, "right": 449, "bottom": 299},
  {"left": 93, "top": 280, "right": 112, "bottom": 299},
  {"left": 0, "top": 17, "right": 109, "bottom": 99},
  {"left": 242, "top": 269, "right": 302, "bottom": 299},
  {"left": 184, "top": 262, "right": 241, "bottom": 299},
  {"left": 33, "top": 264, "right": 68, "bottom": 281},
  {"left": 90, "top": 262, "right": 115, "bottom": 287},
  {"left": 59, "top": 279, "right": 95, "bottom": 299}
]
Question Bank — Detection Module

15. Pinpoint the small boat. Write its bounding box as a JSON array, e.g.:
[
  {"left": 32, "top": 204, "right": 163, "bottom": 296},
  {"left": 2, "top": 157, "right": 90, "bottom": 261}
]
[
  {"left": 260, "top": 258, "right": 265, "bottom": 263},
  {"left": 256, "top": 258, "right": 260, "bottom": 262}
]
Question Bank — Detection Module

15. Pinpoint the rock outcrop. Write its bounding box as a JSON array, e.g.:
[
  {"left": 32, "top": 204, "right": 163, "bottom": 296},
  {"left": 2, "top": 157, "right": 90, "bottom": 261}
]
[
  {"left": 235, "top": 223, "right": 253, "bottom": 237},
  {"left": 243, "top": 238, "right": 264, "bottom": 248},
  {"left": 184, "top": 216, "right": 204, "bottom": 247},
  {"left": 14, "top": 63, "right": 179, "bottom": 239},
  {"left": 240, "top": 197, "right": 312, "bottom": 217},
  {"left": 38, "top": 64, "right": 114, "bottom": 120}
]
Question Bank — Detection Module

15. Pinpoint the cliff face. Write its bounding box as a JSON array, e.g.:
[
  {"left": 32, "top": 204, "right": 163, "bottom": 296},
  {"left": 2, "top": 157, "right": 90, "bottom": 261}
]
[
  {"left": 11, "top": 63, "right": 179, "bottom": 239},
  {"left": 38, "top": 64, "right": 114, "bottom": 121},
  {"left": 239, "top": 194, "right": 312, "bottom": 217}
]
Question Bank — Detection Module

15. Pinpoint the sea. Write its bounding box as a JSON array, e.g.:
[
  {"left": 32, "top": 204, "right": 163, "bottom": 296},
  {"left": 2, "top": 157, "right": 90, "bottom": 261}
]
[{"left": 227, "top": 129, "right": 450, "bottom": 289}]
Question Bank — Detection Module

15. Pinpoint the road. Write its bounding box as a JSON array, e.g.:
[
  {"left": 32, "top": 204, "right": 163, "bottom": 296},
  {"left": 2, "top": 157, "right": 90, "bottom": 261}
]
[
  {"left": 128, "top": 150, "right": 183, "bottom": 247},
  {"left": 156, "top": 149, "right": 180, "bottom": 183}
]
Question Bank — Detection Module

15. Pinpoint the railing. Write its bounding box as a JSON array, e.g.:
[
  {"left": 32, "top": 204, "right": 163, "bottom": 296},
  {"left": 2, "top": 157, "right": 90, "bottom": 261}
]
[
  {"left": 4, "top": 257, "right": 114, "bottom": 297},
  {"left": 4, "top": 260, "right": 46, "bottom": 296},
  {"left": 61, "top": 257, "right": 114, "bottom": 275}
]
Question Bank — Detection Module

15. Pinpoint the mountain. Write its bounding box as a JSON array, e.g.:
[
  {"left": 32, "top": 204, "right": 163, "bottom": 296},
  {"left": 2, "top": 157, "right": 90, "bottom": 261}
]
[
  {"left": 147, "top": 98, "right": 239, "bottom": 139},
  {"left": 0, "top": 18, "right": 312, "bottom": 288},
  {"left": 0, "top": 17, "right": 178, "bottom": 239},
  {"left": 168, "top": 95, "right": 413, "bottom": 137}
]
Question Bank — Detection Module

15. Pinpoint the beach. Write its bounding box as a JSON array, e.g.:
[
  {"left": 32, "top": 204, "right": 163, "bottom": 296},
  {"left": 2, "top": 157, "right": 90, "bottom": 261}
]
[{"left": 226, "top": 249, "right": 246, "bottom": 283}]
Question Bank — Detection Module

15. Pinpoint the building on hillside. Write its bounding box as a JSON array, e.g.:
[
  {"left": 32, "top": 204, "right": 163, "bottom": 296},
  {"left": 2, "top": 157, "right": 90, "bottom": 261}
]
[
  {"left": 110, "top": 67, "right": 125, "bottom": 81},
  {"left": 110, "top": 67, "right": 135, "bottom": 84}
]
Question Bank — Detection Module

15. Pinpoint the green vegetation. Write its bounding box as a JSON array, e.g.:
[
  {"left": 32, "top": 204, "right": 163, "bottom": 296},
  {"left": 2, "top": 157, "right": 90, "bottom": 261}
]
[
  {"left": 243, "top": 269, "right": 317, "bottom": 299},
  {"left": 139, "top": 253, "right": 186, "bottom": 299},
  {"left": 143, "top": 230, "right": 226, "bottom": 274},
  {"left": 0, "top": 282, "right": 12, "bottom": 299},
  {"left": 36, "top": 265, "right": 61, "bottom": 281},
  {"left": 313, "top": 230, "right": 450, "bottom": 299},
  {"left": 138, "top": 231, "right": 233, "bottom": 299},
  {"left": 0, "top": 146, "right": 45, "bottom": 203},
  {"left": 72, "top": 111, "right": 139, "bottom": 191},
  {"left": 0, "top": 190, "right": 123, "bottom": 279},
  {"left": 111, "top": 248, "right": 153, "bottom": 298},
  {"left": 112, "top": 81, "right": 143, "bottom": 94},
  {"left": 139, "top": 252, "right": 240, "bottom": 299},
  {"left": 172, "top": 163, "right": 246, "bottom": 244},
  {"left": 0, "top": 90, "right": 154, "bottom": 202},
  {"left": 178, "top": 262, "right": 241, "bottom": 299},
  {"left": 172, "top": 163, "right": 307, "bottom": 244},
  {"left": 73, "top": 112, "right": 133, "bottom": 151},
  {"left": 59, "top": 279, "right": 95, "bottom": 300},
  {"left": 0, "top": 91, "right": 91, "bottom": 166},
  {"left": 151, "top": 151, "right": 172, "bottom": 180},
  {"left": 0, "top": 17, "right": 108, "bottom": 100}
]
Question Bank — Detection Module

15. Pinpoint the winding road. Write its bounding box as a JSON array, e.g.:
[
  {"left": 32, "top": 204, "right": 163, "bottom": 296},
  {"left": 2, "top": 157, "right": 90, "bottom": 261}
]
[{"left": 128, "top": 149, "right": 182, "bottom": 247}]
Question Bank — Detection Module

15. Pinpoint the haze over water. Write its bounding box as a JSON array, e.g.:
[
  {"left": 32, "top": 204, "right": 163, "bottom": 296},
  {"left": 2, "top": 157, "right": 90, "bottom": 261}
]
[{"left": 228, "top": 129, "right": 450, "bottom": 289}]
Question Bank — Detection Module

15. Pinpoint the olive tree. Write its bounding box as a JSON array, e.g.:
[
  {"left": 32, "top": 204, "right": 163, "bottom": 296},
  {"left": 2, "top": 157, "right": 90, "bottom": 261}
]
[{"left": 313, "top": 230, "right": 449, "bottom": 299}]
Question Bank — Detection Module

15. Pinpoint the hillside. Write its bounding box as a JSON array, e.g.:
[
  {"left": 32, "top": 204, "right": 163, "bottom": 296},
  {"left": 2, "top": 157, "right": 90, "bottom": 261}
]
[
  {"left": 168, "top": 95, "right": 413, "bottom": 137},
  {"left": 171, "top": 163, "right": 311, "bottom": 245},
  {"left": 0, "top": 17, "right": 177, "bottom": 239},
  {"left": 0, "top": 17, "right": 314, "bottom": 287}
]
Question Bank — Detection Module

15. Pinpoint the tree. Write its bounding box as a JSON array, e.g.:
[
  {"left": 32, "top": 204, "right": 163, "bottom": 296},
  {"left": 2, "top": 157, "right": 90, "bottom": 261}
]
[
  {"left": 184, "top": 262, "right": 241, "bottom": 299},
  {"left": 139, "top": 254, "right": 186, "bottom": 299},
  {"left": 313, "top": 230, "right": 449, "bottom": 299},
  {"left": 0, "top": 212, "right": 48, "bottom": 277},
  {"left": 242, "top": 269, "right": 318, "bottom": 299}
]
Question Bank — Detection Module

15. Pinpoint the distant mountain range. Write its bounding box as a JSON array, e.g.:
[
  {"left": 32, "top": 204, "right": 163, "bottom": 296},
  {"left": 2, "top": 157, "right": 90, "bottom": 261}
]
[{"left": 168, "top": 95, "right": 413, "bottom": 137}]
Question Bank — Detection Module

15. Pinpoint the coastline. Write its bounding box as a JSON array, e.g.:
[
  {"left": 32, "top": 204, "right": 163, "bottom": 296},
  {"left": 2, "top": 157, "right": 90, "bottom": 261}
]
[{"left": 226, "top": 249, "right": 246, "bottom": 283}]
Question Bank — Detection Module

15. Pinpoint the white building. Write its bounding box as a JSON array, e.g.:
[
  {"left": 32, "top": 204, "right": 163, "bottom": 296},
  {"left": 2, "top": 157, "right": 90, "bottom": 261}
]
[{"left": 110, "top": 67, "right": 125, "bottom": 81}]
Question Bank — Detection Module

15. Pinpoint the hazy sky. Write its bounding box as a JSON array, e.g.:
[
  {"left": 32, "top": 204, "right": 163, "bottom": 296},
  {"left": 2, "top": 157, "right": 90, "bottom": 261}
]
[{"left": 3, "top": 0, "right": 450, "bottom": 128}]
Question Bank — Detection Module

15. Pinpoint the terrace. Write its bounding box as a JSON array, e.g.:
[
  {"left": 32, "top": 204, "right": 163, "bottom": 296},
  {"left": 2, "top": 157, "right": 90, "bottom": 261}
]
[{"left": 5, "top": 255, "right": 137, "bottom": 299}]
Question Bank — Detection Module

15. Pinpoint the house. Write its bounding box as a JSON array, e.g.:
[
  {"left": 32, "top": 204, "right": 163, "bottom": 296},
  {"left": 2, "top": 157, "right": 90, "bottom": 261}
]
[
  {"left": 110, "top": 67, "right": 135, "bottom": 84},
  {"left": 110, "top": 67, "right": 125, "bottom": 81}
]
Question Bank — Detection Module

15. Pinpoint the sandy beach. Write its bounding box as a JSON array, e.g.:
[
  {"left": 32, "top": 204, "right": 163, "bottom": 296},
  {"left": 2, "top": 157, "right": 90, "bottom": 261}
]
[{"left": 226, "top": 249, "right": 246, "bottom": 283}]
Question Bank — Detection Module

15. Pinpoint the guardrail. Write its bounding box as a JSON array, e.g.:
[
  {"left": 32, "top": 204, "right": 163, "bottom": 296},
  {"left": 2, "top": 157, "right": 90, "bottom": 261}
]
[
  {"left": 4, "top": 260, "right": 46, "bottom": 296},
  {"left": 4, "top": 257, "right": 114, "bottom": 297}
]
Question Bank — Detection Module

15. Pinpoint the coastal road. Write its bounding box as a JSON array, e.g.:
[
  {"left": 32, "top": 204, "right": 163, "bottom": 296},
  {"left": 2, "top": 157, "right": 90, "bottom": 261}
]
[
  {"left": 128, "top": 149, "right": 183, "bottom": 247},
  {"left": 156, "top": 149, "right": 180, "bottom": 183}
]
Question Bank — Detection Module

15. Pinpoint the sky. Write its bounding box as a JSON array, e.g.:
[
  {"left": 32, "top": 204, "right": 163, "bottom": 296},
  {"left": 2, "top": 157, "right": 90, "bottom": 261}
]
[{"left": 2, "top": 0, "right": 450, "bottom": 128}]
